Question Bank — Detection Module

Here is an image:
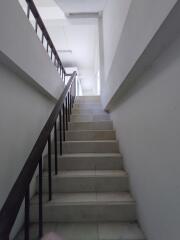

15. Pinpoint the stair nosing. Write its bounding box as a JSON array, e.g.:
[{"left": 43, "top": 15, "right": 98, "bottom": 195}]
[{"left": 41, "top": 170, "right": 128, "bottom": 178}]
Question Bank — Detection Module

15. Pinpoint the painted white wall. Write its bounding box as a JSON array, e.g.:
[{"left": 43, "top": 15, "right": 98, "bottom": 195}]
[
  {"left": 0, "top": 0, "right": 64, "bottom": 100},
  {"left": 102, "top": 0, "right": 132, "bottom": 80},
  {"left": 0, "top": 62, "right": 55, "bottom": 238},
  {"left": 44, "top": 15, "right": 99, "bottom": 95},
  {"left": 101, "top": 0, "right": 178, "bottom": 107},
  {"left": 55, "top": 0, "right": 107, "bottom": 14},
  {"left": 110, "top": 30, "right": 180, "bottom": 240}
]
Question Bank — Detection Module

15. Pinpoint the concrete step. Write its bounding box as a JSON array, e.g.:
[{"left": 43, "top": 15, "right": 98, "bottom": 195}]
[
  {"left": 16, "top": 222, "right": 145, "bottom": 240},
  {"left": 30, "top": 192, "right": 136, "bottom": 223},
  {"left": 72, "top": 108, "right": 106, "bottom": 114},
  {"left": 44, "top": 153, "right": 123, "bottom": 171},
  {"left": 37, "top": 170, "right": 129, "bottom": 193},
  {"left": 73, "top": 103, "right": 102, "bottom": 110},
  {"left": 65, "top": 130, "right": 115, "bottom": 141},
  {"left": 75, "top": 96, "right": 100, "bottom": 102},
  {"left": 70, "top": 113, "right": 110, "bottom": 122},
  {"left": 61, "top": 140, "right": 119, "bottom": 154},
  {"left": 69, "top": 121, "right": 113, "bottom": 130}
]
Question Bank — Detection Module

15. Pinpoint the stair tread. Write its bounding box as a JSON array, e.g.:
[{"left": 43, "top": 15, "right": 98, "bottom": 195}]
[
  {"left": 43, "top": 170, "right": 127, "bottom": 178},
  {"left": 70, "top": 120, "right": 112, "bottom": 124},
  {"left": 59, "top": 153, "right": 122, "bottom": 157},
  {"left": 71, "top": 113, "right": 108, "bottom": 115},
  {"left": 31, "top": 192, "right": 135, "bottom": 205},
  {"left": 62, "top": 140, "right": 118, "bottom": 143},
  {"left": 16, "top": 222, "right": 145, "bottom": 240},
  {"left": 66, "top": 129, "right": 114, "bottom": 132}
]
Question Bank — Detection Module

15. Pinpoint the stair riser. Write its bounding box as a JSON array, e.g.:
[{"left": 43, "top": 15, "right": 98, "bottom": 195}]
[
  {"left": 70, "top": 114, "right": 110, "bottom": 122},
  {"left": 37, "top": 176, "right": 129, "bottom": 193},
  {"left": 69, "top": 122, "right": 113, "bottom": 131},
  {"left": 30, "top": 204, "right": 136, "bottom": 223},
  {"left": 73, "top": 104, "right": 102, "bottom": 109},
  {"left": 65, "top": 131, "right": 115, "bottom": 141},
  {"left": 72, "top": 109, "right": 105, "bottom": 114},
  {"left": 44, "top": 155, "right": 123, "bottom": 171},
  {"left": 75, "top": 96, "right": 100, "bottom": 102},
  {"left": 61, "top": 142, "right": 119, "bottom": 154}
]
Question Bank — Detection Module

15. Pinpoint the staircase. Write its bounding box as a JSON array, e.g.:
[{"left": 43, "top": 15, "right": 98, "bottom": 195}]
[{"left": 17, "top": 96, "right": 145, "bottom": 240}]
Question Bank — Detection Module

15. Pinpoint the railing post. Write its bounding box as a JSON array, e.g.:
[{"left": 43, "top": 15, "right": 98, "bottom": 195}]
[
  {"left": 27, "top": 3, "right": 30, "bottom": 19},
  {"left": 74, "top": 77, "right": 76, "bottom": 100},
  {"left": 65, "top": 97, "right": 68, "bottom": 130},
  {"left": 39, "top": 156, "right": 43, "bottom": 238},
  {"left": 41, "top": 33, "right": 44, "bottom": 44},
  {"left": 25, "top": 187, "right": 30, "bottom": 240},
  {"left": 62, "top": 103, "right": 66, "bottom": 141},
  {"left": 59, "top": 111, "right": 62, "bottom": 156},
  {"left": 35, "top": 20, "right": 38, "bottom": 33},
  {"left": 51, "top": 50, "right": 53, "bottom": 60},
  {"left": 54, "top": 121, "right": 58, "bottom": 175},
  {"left": 48, "top": 136, "right": 52, "bottom": 201},
  {"left": 64, "top": 70, "right": 66, "bottom": 83},
  {"left": 68, "top": 92, "right": 70, "bottom": 121}
]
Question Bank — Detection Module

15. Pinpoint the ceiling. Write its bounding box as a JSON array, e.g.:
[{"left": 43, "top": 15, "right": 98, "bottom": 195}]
[{"left": 55, "top": 0, "right": 107, "bottom": 14}]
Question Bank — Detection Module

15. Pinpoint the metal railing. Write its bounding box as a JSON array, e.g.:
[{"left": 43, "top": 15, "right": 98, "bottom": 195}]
[
  {"left": 0, "top": 1, "right": 78, "bottom": 238},
  {"left": 0, "top": 72, "right": 77, "bottom": 240},
  {"left": 25, "top": 0, "right": 66, "bottom": 82}
]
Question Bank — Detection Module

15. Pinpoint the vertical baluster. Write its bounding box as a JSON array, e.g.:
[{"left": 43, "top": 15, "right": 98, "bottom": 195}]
[
  {"left": 62, "top": 71, "right": 64, "bottom": 82},
  {"left": 39, "top": 156, "right": 43, "bottom": 238},
  {"left": 60, "top": 66, "right": 62, "bottom": 78},
  {"left": 25, "top": 187, "right": 30, "bottom": 240},
  {"left": 72, "top": 82, "right": 75, "bottom": 105},
  {"left": 74, "top": 77, "right": 76, "bottom": 101},
  {"left": 48, "top": 136, "right": 52, "bottom": 201},
  {"left": 54, "top": 121, "right": 58, "bottom": 175},
  {"left": 63, "top": 103, "right": 65, "bottom": 141},
  {"left": 47, "top": 43, "right": 49, "bottom": 53},
  {"left": 68, "top": 92, "right": 70, "bottom": 121},
  {"left": 59, "top": 111, "right": 62, "bottom": 156},
  {"left": 65, "top": 97, "right": 68, "bottom": 130},
  {"left": 72, "top": 82, "right": 74, "bottom": 105},
  {"left": 67, "top": 93, "right": 69, "bottom": 122},
  {"left": 51, "top": 50, "right": 53, "bottom": 60},
  {"left": 27, "top": 3, "right": 30, "bottom": 19},
  {"left": 70, "top": 86, "right": 73, "bottom": 112},
  {"left": 41, "top": 33, "right": 44, "bottom": 44},
  {"left": 35, "top": 20, "right": 38, "bottom": 33}
]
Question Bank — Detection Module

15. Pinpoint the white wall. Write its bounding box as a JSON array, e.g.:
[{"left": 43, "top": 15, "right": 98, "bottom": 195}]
[
  {"left": 0, "top": 62, "right": 55, "bottom": 238},
  {"left": 0, "top": 1, "right": 66, "bottom": 237},
  {"left": 110, "top": 31, "right": 180, "bottom": 240},
  {"left": 0, "top": 0, "right": 64, "bottom": 100},
  {"left": 102, "top": 0, "right": 132, "bottom": 80},
  {"left": 101, "top": 0, "right": 177, "bottom": 107}
]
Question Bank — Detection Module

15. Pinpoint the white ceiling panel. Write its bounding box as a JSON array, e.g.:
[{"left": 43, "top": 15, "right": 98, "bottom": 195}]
[{"left": 55, "top": 0, "right": 107, "bottom": 13}]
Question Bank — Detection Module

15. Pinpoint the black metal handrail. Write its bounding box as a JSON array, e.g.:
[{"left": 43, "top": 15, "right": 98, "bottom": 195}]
[
  {"left": 25, "top": 0, "right": 66, "bottom": 82},
  {"left": 0, "top": 71, "right": 77, "bottom": 240}
]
